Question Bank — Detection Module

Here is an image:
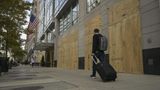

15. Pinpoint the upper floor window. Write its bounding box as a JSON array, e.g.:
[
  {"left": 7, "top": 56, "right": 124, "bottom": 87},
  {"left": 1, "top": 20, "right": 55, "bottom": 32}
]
[
  {"left": 45, "top": 0, "right": 53, "bottom": 27},
  {"left": 87, "top": 0, "right": 101, "bottom": 12},
  {"left": 59, "top": 0, "right": 79, "bottom": 34},
  {"left": 40, "top": 0, "right": 44, "bottom": 12},
  {"left": 72, "top": 1, "right": 79, "bottom": 24},
  {"left": 55, "top": 0, "right": 67, "bottom": 15}
]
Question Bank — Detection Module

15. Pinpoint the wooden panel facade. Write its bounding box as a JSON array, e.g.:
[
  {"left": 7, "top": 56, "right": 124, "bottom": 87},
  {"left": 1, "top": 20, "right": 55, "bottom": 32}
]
[
  {"left": 57, "top": 30, "right": 78, "bottom": 70},
  {"left": 108, "top": 0, "right": 143, "bottom": 73},
  {"left": 56, "top": 0, "right": 144, "bottom": 73}
]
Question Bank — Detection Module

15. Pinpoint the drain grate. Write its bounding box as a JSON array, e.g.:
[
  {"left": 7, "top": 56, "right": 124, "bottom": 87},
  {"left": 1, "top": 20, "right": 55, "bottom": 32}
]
[{"left": 12, "top": 86, "right": 44, "bottom": 90}]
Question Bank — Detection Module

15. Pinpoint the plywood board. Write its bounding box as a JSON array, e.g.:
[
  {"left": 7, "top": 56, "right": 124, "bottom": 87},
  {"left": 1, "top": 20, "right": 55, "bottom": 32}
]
[
  {"left": 108, "top": 0, "right": 143, "bottom": 73},
  {"left": 57, "top": 30, "right": 78, "bottom": 70}
]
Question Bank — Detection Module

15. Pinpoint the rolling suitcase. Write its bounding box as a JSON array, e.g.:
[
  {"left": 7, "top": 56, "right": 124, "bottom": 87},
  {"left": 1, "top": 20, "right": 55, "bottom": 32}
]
[{"left": 92, "top": 55, "right": 117, "bottom": 82}]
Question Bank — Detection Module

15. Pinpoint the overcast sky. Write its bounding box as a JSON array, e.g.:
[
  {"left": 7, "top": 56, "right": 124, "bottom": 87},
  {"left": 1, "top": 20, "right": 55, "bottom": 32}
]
[{"left": 26, "top": 0, "right": 33, "bottom": 3}]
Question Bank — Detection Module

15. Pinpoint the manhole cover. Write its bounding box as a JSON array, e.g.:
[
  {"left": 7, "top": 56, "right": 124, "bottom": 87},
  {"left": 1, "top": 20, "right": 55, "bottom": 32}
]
[{"left": 12, "top": 86, "right": 44, "bottom": 90}]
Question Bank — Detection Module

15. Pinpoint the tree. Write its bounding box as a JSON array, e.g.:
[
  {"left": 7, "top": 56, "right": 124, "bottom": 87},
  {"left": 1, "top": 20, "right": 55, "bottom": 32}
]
[{"left": 0, "top": 0, "right": 32, "bottom": 61}]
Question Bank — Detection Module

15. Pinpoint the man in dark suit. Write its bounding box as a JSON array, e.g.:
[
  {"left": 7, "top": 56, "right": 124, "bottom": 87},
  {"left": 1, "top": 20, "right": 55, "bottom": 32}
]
[{"left": 90, "top": 28, "right": 106, "bottom": 79}]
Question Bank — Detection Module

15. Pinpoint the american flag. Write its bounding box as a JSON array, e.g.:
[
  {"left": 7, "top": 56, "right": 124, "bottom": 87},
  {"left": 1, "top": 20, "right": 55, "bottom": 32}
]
[{"left": 28, "top": 13, "right": 38, "bottom": 31}]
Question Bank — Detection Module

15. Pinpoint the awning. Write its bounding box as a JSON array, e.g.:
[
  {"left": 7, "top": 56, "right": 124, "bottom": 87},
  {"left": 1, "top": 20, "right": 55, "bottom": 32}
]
[{"left": 34, "top": 42, "right": 54, "bottom": 51}]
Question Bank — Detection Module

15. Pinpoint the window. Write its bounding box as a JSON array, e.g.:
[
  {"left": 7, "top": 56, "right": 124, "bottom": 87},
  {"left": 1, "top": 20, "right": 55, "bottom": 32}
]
[
  {"left": 87, "top": 0, "right": 101, "bottom": 12},
  {"left": 37, "top": 0, "right": 45, "bottom": 41},
  {"left": 47, "top": 32, "right": 52, "bottom": 43},
  {"left": 59, "top": 19, "right": 63, "bottom": 32},
  {"left": 55, "top": 0, "right": 67, "bottom": 15},
  {"left": 40, "top": 0, "right": 43, "bottom": 12},
  {"left": 72, "top": 1, "right": 79, "bottom": 24},
  {"left": 59, "top": 0, "right": 79, "bottom": 34},
  {"left": 44, "top": 0, "right": 54, "bottom": 31}
]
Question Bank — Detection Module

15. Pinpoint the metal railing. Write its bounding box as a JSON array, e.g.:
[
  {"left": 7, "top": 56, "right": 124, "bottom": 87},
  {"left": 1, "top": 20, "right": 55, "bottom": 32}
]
[{"left": 54, "top": 0, "right": 68, "bottom": 17}]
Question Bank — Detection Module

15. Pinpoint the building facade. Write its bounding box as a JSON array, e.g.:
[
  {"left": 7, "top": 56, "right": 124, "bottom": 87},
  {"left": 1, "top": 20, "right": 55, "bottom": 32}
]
[
  {"left": 28, "top": 0, "right": 160, "bottom": 75},
  {"left": 26, "top": 0, "right": 55, "bottom": 67},
  {"left": 26, "top": 0, "right": 39, "bottom": 63}
]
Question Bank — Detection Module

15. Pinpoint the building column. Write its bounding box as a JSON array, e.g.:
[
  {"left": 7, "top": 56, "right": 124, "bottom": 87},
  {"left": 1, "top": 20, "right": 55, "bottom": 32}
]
[{"left": 54, "top": 18, "right": 60, "bottom": 65}]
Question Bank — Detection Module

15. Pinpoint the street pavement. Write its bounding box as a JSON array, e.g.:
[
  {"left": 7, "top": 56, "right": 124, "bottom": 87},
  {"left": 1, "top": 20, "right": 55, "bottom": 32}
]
[{"left": 0, "top": 65, "right": 160, "bottom": 90}]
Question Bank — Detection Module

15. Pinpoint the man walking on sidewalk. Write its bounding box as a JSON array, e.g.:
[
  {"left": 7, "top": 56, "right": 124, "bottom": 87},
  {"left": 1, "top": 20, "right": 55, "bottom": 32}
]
[{"left": 90, "top": 28, "right": 107, "bottom": 79}]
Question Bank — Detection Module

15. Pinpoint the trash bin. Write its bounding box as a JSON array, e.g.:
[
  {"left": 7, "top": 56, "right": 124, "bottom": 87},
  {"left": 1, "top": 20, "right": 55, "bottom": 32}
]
[{"left": 0, "top": 57, "right": 9, "bottom": 72}]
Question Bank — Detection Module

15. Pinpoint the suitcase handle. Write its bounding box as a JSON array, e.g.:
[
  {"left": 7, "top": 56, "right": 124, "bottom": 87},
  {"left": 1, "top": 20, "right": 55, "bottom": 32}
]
[{"left": 91, "top": 54, "right": 101, "bottom": 64}]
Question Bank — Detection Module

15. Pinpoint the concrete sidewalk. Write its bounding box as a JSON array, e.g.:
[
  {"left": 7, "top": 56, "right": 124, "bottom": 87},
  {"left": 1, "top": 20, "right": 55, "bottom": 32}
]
[{"left": 0, "top": 65, "right": 160, "bottom": 90}]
